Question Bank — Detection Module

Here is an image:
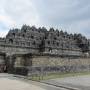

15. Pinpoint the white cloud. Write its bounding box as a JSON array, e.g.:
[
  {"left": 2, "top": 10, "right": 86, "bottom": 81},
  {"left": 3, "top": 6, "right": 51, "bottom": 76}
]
[
  {"left": 4, "top": 0, "right": 40, "bottom": 26},
  {"left": 0, "top": 15, "right": 15, "bottom": 27},
  {"left": 0, "top": 0, "right": 41, "bottom": 37},
  {"left": 0, "top": 30, "right": 8, "bottom": 37}
]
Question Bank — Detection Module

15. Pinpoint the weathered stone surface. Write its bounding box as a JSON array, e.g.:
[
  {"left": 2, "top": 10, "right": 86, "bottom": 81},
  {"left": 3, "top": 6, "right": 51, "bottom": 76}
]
[
  {"left": 0, "top": 25, "right": 89, "bottom": 57},
  {"left": 32, "top": 55, "right": 90, "bottom": 67},
  {"left": 11, "top": 54, "right": 90, "bottom": 74},
  {"left": 0, "top": 25, "right": 90, "bottom": 74}
]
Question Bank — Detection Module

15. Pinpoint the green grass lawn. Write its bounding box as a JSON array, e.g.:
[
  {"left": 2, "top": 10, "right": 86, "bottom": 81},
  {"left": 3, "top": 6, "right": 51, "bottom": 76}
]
[{"left": 27, "top": 71, "right": 90, "bottom": 81}]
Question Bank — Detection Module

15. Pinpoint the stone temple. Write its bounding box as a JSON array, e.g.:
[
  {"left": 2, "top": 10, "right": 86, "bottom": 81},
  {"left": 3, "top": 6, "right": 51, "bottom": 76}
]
[{"left": 0, "top": 25, "right": 90, "bottom": 75}]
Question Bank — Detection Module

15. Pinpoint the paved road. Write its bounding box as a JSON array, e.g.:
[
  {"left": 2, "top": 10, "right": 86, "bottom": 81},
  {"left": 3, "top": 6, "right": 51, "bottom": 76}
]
[
  {"left": 1, "top": 73, "right": 90, "bottom": 90},
  {"left": 43, "top": 75, "right": 90, "bottom": 90},
  {"left": 0, "top": 73, "right": 67, "bottom": 90}
]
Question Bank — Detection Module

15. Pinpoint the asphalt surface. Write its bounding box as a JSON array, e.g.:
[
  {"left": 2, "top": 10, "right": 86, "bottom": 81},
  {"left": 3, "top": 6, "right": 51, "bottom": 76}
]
[{"left": 43, "top": 75, "right": 90, "bottom": 90}]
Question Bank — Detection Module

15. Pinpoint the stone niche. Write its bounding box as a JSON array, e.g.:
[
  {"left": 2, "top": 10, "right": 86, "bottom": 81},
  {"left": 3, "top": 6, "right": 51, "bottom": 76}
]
[
  {"left": 0, "top": 53, "right": 6, "bottom": 72},
  {"left": 12, "top": 54, "right": 32, "bottom": 75}
]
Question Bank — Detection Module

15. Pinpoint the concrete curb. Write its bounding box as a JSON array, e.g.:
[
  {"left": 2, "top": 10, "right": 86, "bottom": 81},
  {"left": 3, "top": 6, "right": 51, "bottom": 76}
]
[{"left": 40, "top": 81, "right": 79, "bottom": 90}]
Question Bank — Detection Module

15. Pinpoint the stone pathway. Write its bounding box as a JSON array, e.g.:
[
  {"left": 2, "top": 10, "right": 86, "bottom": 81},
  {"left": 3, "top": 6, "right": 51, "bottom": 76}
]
[
  {"left": 0, "top": 73, "right": 67, "bottom": 90},
  {"left": 0, "top": 77, "right": 46, "bottom": 90}
]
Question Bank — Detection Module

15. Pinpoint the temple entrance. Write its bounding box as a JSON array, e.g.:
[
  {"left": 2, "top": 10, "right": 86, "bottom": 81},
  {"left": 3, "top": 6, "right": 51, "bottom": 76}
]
[{"left": 0, "top": 53, "right": 6, "bottom": 73}]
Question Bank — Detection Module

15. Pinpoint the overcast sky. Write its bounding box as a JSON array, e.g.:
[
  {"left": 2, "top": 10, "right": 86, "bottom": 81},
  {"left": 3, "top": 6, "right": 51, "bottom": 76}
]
[{"left": 0, "top": 0, "right": 90, "bottom": 38}]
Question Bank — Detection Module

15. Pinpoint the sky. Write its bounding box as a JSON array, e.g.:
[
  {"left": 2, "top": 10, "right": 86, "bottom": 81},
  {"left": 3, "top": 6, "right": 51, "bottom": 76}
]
[{"left": 0, "top": 0, "right": 90, "bottom": 38}]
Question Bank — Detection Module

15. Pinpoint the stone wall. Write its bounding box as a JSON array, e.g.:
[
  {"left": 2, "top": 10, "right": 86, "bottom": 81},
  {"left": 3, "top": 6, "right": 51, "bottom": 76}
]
[
  {"left": 0, "top": 44, "right": 39, "bottom": 55},
  {"left": 30, "top": 55, "right": 90, "bottom": 73},
  {"left": 13, "top": 54, "right": 90, "bottom": 75},
  {"left": 32, "top": 56, "right": 90, "bottom": 67}
]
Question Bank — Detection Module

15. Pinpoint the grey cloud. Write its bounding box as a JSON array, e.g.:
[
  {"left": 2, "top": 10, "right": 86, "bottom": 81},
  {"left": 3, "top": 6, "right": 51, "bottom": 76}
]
[
  {"left": 0, "top": 0, "right": 90, "bottom": 38},
  {"left": 34, "top": 0, "right": 90, "bottom": 24},
  {"left": 32, "top": 0, "right": 90, "bottom": 38},
  {"left": 0, "top": 0, "right": 40, "bottom": 27}
]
